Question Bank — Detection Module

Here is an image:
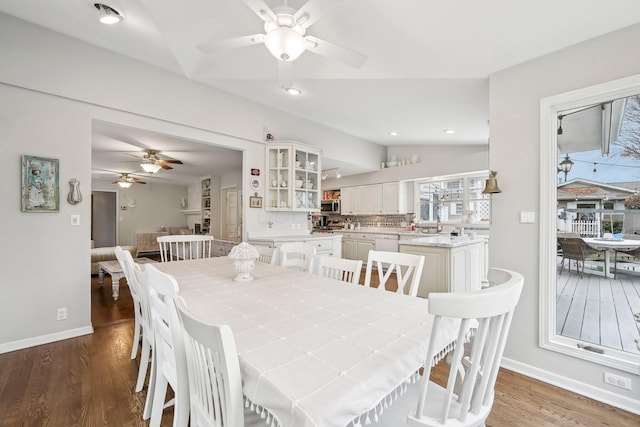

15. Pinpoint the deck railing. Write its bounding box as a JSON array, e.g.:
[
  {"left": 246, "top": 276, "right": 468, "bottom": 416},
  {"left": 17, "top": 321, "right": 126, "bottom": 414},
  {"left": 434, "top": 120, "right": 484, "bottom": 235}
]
[{"left": 571, "top": 220, "right": 601, "bottom": 237}]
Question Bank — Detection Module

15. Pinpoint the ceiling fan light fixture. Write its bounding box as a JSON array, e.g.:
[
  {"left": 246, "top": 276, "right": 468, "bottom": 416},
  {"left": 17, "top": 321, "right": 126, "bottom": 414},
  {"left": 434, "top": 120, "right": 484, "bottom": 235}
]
[
  {"left": 264, "top": 26, "right": 306, "bottom": 62},
  {"left": 141, "top": 162, "right": 162, "bottom": 173},
  {"left": 94, "top": 3, "right": 124, "bottom": 25},
  {"left": 117, "top": 180, "right": 132, "bottom": 188}
]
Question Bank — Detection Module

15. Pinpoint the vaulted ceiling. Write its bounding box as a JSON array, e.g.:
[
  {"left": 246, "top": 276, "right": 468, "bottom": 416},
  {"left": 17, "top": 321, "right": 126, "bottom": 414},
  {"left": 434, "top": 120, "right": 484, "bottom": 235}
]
[{"left": 3, "top": 1, "right": 640, "bottom": 184}]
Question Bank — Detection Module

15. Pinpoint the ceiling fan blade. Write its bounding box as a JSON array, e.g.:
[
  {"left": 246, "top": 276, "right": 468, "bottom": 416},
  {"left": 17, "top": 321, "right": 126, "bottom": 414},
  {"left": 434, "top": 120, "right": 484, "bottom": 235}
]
[
  {"left": 305, "top": 35, "right": 367, "bottom": 69},
  {"left": 243, "top": 0, "right": 277, "bottom": 23},
  {"left": 160, "top": 159, "right": 183, "bottom": 164},
  {"left": 197, "top": 34, "right": 264, "bottom": 54},
  {"left": 129, "top": 178, "right": 147, "bottom": 184},
  {"left": 158, "top": 163, "right": 173, "bottom": 170},
  {"left": 278, "top": 61, "right": 293, "bottom": 89},
  {"left": 294, "top": 0, "right": 345, "bottom": 29}
]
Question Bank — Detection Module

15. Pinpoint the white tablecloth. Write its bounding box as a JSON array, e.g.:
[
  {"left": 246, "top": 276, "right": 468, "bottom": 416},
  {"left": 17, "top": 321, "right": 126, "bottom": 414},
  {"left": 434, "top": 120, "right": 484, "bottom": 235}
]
[{"left": 156, "top": 257, "right": 461, "bottom": 427}]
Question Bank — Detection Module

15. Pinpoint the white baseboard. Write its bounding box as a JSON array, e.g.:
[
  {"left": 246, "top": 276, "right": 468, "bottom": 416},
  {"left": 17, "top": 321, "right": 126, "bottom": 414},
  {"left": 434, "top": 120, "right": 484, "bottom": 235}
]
[
  {"left": 0, "top": 326, "right": 94, "bottom": 354},
  {"left": 501, "top": 357, "right": 640, "bottom": 415}
]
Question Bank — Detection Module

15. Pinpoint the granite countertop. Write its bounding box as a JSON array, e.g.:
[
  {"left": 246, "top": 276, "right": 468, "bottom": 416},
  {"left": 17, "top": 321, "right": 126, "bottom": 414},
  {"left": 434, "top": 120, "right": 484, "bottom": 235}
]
[
  {"left": 399, "top": 235, "right": 486, "bottom": 248},
  {"left": 249, "top": 234, "right": 342, "bottom": 242}
]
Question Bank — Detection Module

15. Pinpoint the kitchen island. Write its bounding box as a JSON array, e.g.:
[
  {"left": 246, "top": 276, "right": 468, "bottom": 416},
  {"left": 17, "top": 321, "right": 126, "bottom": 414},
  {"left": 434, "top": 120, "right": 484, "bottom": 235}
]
[
  {"left": 247, "top": 233, "right": 342, "bottom": 273},
  {"left": 399, "top": 235, "right": 485, "bottom": 297}
]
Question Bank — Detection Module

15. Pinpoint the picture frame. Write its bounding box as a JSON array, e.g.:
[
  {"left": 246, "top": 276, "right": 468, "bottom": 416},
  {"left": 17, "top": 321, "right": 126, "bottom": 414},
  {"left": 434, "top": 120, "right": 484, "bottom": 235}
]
[
  {"left": 21, "top": 155, "right": 59, "bottom": 212},
  {"left": 249, "top": 195, "right": 263, "bottom": 208}
]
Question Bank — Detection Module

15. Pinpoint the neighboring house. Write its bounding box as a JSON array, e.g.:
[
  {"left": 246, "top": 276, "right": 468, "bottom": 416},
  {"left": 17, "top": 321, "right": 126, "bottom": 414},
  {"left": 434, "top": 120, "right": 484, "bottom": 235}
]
[{"left": 557, "top": 178, "right": 638, "bottom": 234}]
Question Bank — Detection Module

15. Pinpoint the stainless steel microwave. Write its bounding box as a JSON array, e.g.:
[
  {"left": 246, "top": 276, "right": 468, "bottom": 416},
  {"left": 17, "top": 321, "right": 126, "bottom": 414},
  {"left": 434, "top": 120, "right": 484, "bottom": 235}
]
[{"left": 321, "top": 200, "right": 340, "bottom": 214}]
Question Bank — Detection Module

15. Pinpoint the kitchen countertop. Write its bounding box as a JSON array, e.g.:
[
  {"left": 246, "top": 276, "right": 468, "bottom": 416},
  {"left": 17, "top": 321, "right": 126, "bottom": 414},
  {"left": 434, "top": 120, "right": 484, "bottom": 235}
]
[
  {"left": 249, "top": 234, "right": 342, "bottom": 242},
  {"left": 399, "top": 235, "right": 486, "bottom": 248}
]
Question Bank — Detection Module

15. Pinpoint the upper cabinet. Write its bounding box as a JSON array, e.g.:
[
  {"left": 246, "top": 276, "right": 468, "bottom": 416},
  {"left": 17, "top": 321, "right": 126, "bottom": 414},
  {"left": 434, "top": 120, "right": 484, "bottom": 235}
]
[
  {"left": 341, "top": 181, "right": 408, "bottom": 215},
  {"left": 266, "top": 143, "right": 321, "bottom": 212}
]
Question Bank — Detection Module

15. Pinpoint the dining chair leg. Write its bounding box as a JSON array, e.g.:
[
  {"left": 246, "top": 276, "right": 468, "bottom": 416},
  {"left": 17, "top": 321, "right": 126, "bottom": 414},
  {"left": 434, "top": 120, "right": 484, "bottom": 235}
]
[
  {"left": 131, "top": 320, "right": 141, "bottom": 360},
  {"left": 150, "top": 374, "right": 168, "bottom": 427},
  {"left": 136, "top": 340, "right": 151, "bottom": 392},
  {"left": 143, "top": 354, "right": 156, "bottom": 420}
]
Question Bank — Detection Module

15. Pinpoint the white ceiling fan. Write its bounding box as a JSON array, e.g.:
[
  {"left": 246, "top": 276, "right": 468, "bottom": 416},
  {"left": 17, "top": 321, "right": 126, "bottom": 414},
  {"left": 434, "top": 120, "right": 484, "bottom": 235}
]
[{"left": 197, "top": 0, "right": 367, "bottom": 88}]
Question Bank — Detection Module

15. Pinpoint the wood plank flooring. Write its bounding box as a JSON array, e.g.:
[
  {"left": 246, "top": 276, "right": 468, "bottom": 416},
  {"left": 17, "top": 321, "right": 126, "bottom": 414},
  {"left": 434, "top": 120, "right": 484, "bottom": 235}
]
[{"left": 0, "top": 274, "right": 637, "bottom": 426}]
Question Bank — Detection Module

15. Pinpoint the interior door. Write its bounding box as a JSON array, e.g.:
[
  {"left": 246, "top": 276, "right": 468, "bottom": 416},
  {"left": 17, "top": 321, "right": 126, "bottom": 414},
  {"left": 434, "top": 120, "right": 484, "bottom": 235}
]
[{"left": 223, "top": 187, "right": 239, "bottom": 240}]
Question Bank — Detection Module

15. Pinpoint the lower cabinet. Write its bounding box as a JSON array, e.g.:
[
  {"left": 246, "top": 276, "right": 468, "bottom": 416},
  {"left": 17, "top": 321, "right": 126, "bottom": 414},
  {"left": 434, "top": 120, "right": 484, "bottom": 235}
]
[
  {"left": 341, "top": 232, "right": 356, "bottom": 259},
  {"left": 399, "top": 241, "right": 483, "bottom": 298},
  {"left": 248, "top": 235, "right": 342, "bottom": 274},
  {"left": 211, "top": 239, "right": 237, "bottom": 257},
  {"left": 355, "top": 237, "right": 375, "bottom": 263}
]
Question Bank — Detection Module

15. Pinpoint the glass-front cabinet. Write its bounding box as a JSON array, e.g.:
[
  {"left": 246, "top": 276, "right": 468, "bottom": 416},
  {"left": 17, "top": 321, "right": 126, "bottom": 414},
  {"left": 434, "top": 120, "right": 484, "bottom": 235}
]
[{"left": 266, "top": 142, "right": 321, "bottom": 212}]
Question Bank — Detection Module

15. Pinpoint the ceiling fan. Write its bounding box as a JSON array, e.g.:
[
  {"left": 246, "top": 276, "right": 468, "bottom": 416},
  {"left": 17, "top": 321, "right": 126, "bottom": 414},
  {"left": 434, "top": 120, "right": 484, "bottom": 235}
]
[
  {"left": 113, "top": 173, "right": 146, "bottom": 188},
  {"left": 132, "top": 150, "right": 183, "bottom": 173},
  {"left": 197, "top": 0, "right": 367, "bottom": 88}
]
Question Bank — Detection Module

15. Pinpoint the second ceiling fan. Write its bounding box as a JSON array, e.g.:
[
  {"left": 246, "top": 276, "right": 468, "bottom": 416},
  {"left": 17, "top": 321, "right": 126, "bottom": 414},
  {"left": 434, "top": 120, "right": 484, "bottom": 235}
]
[
  {"left": 138, "top": 150, "right": 183, "bottom": 173},
  {"left": 197, "top": 0, "right": 367, "bottom": 88}
]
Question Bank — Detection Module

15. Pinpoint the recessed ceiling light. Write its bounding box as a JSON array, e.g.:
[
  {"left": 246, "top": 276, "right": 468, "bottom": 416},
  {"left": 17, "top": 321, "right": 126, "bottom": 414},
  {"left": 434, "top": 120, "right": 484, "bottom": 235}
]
[
  {"left": 389, "top": 131, "right": 399, "bottom": 136},
  {"left": 94, "top": 3, "right": 124, "bottom": 25},
  {"left": 284, "top": 87, "right": 302, "bottom": 96},
  {"left": 443, "top": 128, "right": 456, "bottom": 134}
]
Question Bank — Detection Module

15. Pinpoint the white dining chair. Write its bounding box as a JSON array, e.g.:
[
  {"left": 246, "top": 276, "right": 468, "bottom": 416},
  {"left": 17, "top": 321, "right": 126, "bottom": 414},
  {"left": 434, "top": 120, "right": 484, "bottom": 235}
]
[
  {"left": 375, "top": 268, "right": 524, "bottom": 427},
  {"left": 116, "top": 247, "right": 156, "bottom": 420},
  {"left": 174, "top": 297, "right": 264, "bottom": 427},
  {"left": 317, "top": 256, "right": 363, "bottom": 284},
  {"left": 137, "top": 264, "right": 189, "bottom": 427},
  {"left": 254, "top": 245, "right": 280, "bottom": 265},
  {"left": 114, "top": 246, "right": 144, "bottom": 360},
  {"left": 279, "top": 242, "right": 316, "bottom": 273},
  {"left": 364, "top": 250, "right": 425, "bottom": 296},
  {"left": 157, "top": 235, "right": 213, "bottom": 262}
]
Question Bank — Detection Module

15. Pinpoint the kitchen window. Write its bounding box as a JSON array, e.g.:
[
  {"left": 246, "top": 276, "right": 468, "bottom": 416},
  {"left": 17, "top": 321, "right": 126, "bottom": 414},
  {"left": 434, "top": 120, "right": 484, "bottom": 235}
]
[{"left": 414, "top": 172, "right": 490, "bottom": 224}]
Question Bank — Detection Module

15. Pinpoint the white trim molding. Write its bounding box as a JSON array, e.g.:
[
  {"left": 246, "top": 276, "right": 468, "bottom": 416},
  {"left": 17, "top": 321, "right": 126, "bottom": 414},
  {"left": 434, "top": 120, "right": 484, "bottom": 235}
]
[
  {"left": 0, "top": 326, "right": 94, "bottom": 355},
  {"left": 502, "top": 358, "right": 640, "bottom": 415}
]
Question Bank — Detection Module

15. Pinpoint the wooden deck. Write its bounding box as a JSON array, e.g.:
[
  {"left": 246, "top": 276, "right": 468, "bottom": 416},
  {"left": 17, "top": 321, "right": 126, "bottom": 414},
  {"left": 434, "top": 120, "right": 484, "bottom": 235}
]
[{"left": 556, "top": 257, "right": 640, "bottom": 354}]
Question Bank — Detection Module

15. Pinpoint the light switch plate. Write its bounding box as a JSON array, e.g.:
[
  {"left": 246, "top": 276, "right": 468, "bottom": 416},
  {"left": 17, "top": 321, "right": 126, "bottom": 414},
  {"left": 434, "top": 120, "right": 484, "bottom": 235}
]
[
  {"left": 70, "top": 214, "right": 80, "bottom": 226},
  {"left": 520, "top": 212, "right": 535, "bottom": 223}
]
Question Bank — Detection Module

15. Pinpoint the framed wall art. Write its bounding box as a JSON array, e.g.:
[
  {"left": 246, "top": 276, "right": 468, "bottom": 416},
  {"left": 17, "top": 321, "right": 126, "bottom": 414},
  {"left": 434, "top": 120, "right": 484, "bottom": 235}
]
[
  {"left": 249, "top": 193, "right": 263, "bottom": 208},
  {"left": 21, "top": 155, "right": 60, "bottom": 212}
]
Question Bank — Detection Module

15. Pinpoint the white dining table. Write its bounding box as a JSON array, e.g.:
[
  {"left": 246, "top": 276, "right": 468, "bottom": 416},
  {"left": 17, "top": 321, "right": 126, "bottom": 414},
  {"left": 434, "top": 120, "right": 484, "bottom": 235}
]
[
  {"left": 155, "top": 257, "right": 463, "bottom": 427},
  {"left": 583, "top": 237, "right": 640, "bottom": 278}
]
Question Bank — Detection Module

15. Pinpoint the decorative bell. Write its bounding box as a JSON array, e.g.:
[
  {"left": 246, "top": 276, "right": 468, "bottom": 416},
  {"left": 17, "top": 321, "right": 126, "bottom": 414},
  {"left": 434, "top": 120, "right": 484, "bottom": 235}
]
[{"left": 482, "top": 170, "right": 502, "bottom": 194}]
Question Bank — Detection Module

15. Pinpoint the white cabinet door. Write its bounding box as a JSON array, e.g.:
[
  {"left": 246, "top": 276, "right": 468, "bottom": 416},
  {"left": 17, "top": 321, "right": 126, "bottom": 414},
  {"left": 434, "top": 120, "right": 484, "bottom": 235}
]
[
  {"left": 356, "top": 240, "right": 375, "bottom": 263},
  {"left": 341, "top": 186, "right": 362, "bottom": 215},
  {"left": 342, "top": 238, "right": 356, "bottom": 259},
  {"left": 361, "top": 184, "right": 382, "bottom": 214},
  {"left": 381, "top": 182, "right": 408, "bottom": 214}
]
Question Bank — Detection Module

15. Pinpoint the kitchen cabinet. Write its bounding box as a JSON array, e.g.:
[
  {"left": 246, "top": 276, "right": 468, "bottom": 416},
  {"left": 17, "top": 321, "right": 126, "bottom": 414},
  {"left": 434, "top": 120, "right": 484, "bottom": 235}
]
[
  {"left": 354, "top": 233, "right": 375, "bottom": 263},
  {"left": 266, "top": 142, "right": 321, "bottom": 212},
  {"left": 341, "top": 181, "right": 409, "bottom": 215},
  {"left": 248, "top": 234, "right": 342, "bottom": 274},
  {"left": 211, "top": 239, "right": 236, "bottom": 257},
  {"left": 382, "top": 182, "right": 408, "bottom": 214},
  {"left": 361, "top": 184, "right": 382, "bottom": 214},
  {"left": 341, "top": 232, "right": 357, "bottom": 259},
  {"left": 399, "top": 237, "right": 483, "bottom": 297},
  {"left": 340, "top": 186, "right": 361, "bottom": 215}
]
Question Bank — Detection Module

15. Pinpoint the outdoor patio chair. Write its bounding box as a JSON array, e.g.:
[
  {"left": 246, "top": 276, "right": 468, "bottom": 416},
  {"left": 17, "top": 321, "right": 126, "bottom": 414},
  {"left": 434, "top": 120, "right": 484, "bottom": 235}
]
[{"left": 557, "top": 236, "right": 604, "bottom": 278}]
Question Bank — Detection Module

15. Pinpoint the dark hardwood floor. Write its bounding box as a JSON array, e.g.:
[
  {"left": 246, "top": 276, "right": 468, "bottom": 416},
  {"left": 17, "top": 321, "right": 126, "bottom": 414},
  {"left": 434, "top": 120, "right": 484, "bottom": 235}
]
[{"left": 0, "top": 274, "right": 637, "bottom": 426}]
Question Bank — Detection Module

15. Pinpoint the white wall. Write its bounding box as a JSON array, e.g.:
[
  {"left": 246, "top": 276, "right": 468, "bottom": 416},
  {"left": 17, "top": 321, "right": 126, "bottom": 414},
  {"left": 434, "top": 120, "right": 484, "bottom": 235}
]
[
  {"left": 0, "top": 13, "right": 381, "bottom": 352},
  {"left": 324, "top": 145, "right": 488, "bottom": 189},
  {"left": 490, "top": 23, "right": 640, "bottom": 411},
  {"left": 91, "top": 181, "right": 189, "bottom": 246}
]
